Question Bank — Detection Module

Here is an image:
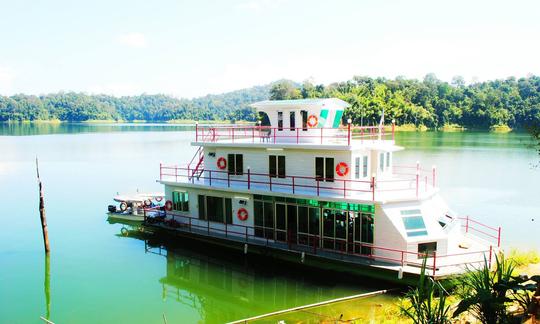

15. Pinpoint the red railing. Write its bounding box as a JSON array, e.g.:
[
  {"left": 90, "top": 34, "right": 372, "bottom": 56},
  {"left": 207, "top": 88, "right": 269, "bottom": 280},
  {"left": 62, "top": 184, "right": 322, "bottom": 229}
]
[
  {"left": 194, "top": 123, "right": 395, "bottom": 145},
  {"left": 144, "top": 208, "right": 496, "bottom": 276},
  {"left": 460, "top": 216, "right": 502, "bottom": 247},
  {"left": 159, "top": 164, "right": 437, "bottom": 201}
]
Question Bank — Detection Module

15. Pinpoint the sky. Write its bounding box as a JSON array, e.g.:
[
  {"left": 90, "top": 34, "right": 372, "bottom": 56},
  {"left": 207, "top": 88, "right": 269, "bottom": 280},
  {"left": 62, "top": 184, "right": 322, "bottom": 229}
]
[{"left": 0, "top": 0, "right": 539, "bottom": 98}]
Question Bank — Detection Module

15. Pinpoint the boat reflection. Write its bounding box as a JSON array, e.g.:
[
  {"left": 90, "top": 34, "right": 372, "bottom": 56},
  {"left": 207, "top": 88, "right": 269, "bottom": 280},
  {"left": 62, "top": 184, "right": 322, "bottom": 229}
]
[{"left": 110, "top": 220, "right": 391, "bottom": 323}]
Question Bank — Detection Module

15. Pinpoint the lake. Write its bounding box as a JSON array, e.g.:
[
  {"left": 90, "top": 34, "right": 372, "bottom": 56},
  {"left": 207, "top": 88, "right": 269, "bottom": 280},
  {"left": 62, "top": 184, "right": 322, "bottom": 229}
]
[{"left": 0, "top": 123, "right": 539, "bottom": 323}]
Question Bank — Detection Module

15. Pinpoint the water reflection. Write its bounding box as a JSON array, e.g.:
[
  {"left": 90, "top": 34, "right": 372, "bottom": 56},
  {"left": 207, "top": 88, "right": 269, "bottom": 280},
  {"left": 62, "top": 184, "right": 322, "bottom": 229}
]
[
  {"left": 0, "top": 122, "right": 195, "bottom": 136},
  {"left": 44, "top": 254, "right": 51, "bottom": 320},
  {"left": 114, "top": 224, "right": 390, "bottom": 323}
]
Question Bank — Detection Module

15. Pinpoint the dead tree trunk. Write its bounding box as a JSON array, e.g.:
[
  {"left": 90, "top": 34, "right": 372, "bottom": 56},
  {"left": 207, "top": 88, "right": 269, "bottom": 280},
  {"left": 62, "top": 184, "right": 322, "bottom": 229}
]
[{"left": 36, "top": 158, "right": 50, "bottom": 253}]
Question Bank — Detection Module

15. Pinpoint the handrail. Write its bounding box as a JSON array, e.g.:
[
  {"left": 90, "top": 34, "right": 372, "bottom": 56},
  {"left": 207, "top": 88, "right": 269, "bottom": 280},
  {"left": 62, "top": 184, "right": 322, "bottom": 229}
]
[
  {"left": 459, "top": 216, "right": 501, "bottom": 247},
  {"left": 144, "top": 208, "right": 497, "bottom": 276},
  {"left": 159, "top": 164, "right": 438, "bottom": 201},
  {"left": 194, "top": 124, "right": 395, "bottom": 145}
]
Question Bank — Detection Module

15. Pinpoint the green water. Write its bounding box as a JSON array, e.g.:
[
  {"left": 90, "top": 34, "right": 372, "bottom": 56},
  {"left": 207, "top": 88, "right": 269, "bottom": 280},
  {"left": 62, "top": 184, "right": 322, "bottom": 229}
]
[{"left": 1, "top": 123, "right": 539, "bottom": 323}]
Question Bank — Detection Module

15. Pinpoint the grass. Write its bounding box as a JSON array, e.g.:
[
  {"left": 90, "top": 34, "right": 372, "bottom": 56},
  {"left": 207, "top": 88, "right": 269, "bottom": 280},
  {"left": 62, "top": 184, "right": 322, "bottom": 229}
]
[{"left": 507, "top": 248, "right": 540, "bottom": 268}]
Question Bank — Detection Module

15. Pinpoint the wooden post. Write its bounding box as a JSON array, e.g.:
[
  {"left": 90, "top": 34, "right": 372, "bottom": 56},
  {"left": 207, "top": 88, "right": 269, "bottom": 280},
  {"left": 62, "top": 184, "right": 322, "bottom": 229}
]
[{"left": 36, "top": 158, "right": 50, "bottom": 253}]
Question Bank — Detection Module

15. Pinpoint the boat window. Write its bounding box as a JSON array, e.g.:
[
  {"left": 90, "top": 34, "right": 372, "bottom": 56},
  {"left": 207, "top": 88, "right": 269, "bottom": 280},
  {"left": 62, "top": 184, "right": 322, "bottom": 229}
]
[
  {"left": 206, "top": 196, "right": 224, "bottom": 223},
  {"left": 354, "top": 157, "right": 360, "bottom": 179},
  {"left": 198, "top": 195, "right": 233, "bottom": 224},
  {"left": 301, "top": 110, "right": 308, "bottom": 131},
  {"left": 401, "top": 209, "right": 428, "bottom": 237},
  {"left": 172, "top": 191, "right": 189, "bottom": 212},
  {"left": 315, "top": 157, "right": 324, "bottom": 180},
  {"left": 198, "top": 195, "right": 206, "bottom": 220},
  {"left": 325, "top": 157, "right": 334, "bottom": 182},
  {"left": 386, "top": 152, "right": 391, "bottom": 167},
  {"left": 379, "top": 153, "right": 385, "bottom": 171},
  {"left": 269, "top": 155, "right": 276, "bottom": 177},
  {"left": 362, "top": 155, "right": 368, "bottom": 177},
  {"left": 225, "top": 198, "right": 232, "bottom": 224},
  {"left": 309, "top": 208, "right": 320, "bottom": 235},
  {"left": 277, "top": 156, "right": 285, "bottom": 178},
  {"left": 228, "top": 154, "right": 243, "bottom": 175},
  {"left": 418, "top": 242, "right": 437, "bottom": 258},
  {"left": 277, "top": 112, "right": 283, "bottom": 131},
  {"left": 269, "top": 155, "right": 286, "bottom": 178},
  {"left": 254, "top": 200, "right": 264, "bottom": 237},
  {"left": 290, "top": 111, "right": 295, "bottom": 131},
  {"left": 315, "top": 157, "right": 334, "bottom": 182}
]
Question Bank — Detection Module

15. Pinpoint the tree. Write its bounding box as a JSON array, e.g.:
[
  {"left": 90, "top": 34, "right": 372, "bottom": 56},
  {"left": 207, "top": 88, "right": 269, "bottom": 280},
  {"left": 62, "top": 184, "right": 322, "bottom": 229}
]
[{"left": 269, "top": 80, "right": 302, "bottom": 100}]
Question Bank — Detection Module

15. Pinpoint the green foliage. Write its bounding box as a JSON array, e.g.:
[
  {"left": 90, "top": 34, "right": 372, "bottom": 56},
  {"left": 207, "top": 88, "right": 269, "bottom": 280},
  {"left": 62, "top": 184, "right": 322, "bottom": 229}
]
[
  {"left": 507, "top": 248, "right": 540, "bottom": 267},
  {"left": 269, "top": 80, "right": 302, "bottom": 100},
  {"left": 400, "top": 258, "right": 451, "bottom": 324},
  {"left": 0, "top": 84, "right": 271, "bottom": 122},
  {"left": 270, "top": 75, "right": 540, "bottom": 130},
  {"left": 453, "top": 254, "right": 516, "bottom": 323},
  {"left": 3, "top": 75, "right": 540, "bottom": 128}
]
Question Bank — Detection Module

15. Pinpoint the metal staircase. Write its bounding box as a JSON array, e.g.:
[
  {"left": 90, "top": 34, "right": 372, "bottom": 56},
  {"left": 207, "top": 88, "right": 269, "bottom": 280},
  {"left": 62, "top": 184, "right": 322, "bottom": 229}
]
[{"left": 188, "top": 146, "right": 204, "bottom": 181}]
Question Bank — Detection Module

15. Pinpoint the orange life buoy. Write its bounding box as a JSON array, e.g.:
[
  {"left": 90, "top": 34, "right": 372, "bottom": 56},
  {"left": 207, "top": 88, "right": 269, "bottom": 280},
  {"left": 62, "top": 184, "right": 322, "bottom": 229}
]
[
  {"left": 217, "top": 157, "right": 227, "bottom": 170},
  {"left": 335, "top": 162, "right": 349, "bottom": 177},
  {"left": 165, "top": 200, "right": 173, "bottom": 211},
  {"left": 237, "top": 208, "right": 248, "bottom": 221},
  {"left": 307, "top": 115, "right": 318, "bottom": 128}
]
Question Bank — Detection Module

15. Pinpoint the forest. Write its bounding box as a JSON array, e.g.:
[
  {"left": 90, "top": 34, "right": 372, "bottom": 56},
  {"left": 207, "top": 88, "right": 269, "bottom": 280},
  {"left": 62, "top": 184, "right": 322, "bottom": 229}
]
[
  {"left": 1, "top": 75, "right": 540, "bottom": 130},
  {"left": 270, "top": 75, "right": 540, "bottom": 130}
]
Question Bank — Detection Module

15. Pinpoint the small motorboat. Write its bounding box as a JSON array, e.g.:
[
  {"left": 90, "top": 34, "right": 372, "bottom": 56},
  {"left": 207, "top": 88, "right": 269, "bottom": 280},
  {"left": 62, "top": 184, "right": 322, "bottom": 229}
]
[{"left": 107, "top": 192, "right": 164, "bottom": 222}]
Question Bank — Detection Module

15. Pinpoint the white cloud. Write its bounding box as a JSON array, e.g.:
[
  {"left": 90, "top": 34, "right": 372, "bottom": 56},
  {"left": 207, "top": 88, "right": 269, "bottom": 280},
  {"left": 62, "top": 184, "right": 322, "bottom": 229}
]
[
  {"left": 0, "top": 66, "right": 15, "bottom": 94},
  {"left": 117, "top": 32, "right": 148, "bottom": 48}
]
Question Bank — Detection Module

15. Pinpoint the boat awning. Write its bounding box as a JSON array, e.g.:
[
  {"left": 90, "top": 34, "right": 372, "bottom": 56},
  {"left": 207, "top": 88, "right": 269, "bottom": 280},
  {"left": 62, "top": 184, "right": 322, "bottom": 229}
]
[{"left": 114, "top": 192, "right": 164, "bottom": 203}]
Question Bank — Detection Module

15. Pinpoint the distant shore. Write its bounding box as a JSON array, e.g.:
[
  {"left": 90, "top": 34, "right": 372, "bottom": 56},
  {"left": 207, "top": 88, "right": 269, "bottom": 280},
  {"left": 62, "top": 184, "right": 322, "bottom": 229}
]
[{"left": 1, "top": 120, "right": 516, "bottom": 132}]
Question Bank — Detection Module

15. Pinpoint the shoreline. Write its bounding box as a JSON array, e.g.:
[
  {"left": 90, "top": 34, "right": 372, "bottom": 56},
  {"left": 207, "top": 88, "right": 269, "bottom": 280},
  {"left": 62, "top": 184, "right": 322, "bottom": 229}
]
[{"left": 1, "top": 120, "right": 518, "bottom": 132}]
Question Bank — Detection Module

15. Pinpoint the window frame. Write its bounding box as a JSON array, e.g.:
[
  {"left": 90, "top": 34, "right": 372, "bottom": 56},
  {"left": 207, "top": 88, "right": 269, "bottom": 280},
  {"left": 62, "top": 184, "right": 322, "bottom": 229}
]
[
  {"left": 301, "top": 110, "right": 308, "bottom": 131},
  {"left": 362, "top": 155, "right": 368, "bottom": 178},
  {"left": 289, "top": 111, "right": 295, "bottom": 131},
  {"left": 277, "top": 111, "right": 283, "bottom": 131},
  {"left": 172, "top": 191, "right": 189, "bottom": 212},
  {"left": 354, "top": 157, "right": 360, "bottom": 179},
  {"left": 197, "top": 194, "right": 233, "bottom": 224},
  {"left": 315, "top": 157, "right": 334, "bottom": 182},
  {"left": 228, "top": 154, "right": 243, "bottom": 175}
]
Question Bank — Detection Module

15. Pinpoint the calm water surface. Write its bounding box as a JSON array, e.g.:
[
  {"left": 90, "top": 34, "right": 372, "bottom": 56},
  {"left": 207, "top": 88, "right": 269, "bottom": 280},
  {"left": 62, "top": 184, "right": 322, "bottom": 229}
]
[{"left": 0, "top": 123, "right": 539, "bottom": 323}]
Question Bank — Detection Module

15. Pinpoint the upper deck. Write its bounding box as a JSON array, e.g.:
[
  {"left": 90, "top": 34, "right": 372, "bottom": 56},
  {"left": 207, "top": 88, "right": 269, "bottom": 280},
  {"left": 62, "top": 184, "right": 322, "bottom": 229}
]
[{"left": 193, "top": 124, "right": 397, "bottom": 150}]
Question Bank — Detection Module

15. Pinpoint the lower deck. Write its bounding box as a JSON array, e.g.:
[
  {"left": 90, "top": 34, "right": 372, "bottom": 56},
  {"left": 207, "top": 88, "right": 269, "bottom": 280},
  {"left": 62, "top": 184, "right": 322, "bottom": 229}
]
[{"left": 144, "top": 208, "right": 496, "bottom": 283}]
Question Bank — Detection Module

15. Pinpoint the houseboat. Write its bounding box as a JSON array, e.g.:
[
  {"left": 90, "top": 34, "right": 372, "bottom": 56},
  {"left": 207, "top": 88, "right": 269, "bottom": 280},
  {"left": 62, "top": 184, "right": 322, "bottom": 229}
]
[{"left": 145, "top": 98, "right": 501, "bottom": 284}]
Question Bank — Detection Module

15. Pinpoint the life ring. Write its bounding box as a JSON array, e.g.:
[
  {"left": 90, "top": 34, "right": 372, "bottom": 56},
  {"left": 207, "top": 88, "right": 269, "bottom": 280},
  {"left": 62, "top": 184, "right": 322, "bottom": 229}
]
[
  {"left": 217, "top": 157, "right": 227, "bottom": 170},
  {"left": 120, "top": 227, "right": 129, "bottom": 236},
  {"left": 307, "top": 115, "right": 318, "bottom": 128},
  {"left": 144, "top": 199, "right": 152, "bottom": 207},
  {"left": 119, "top": 201, "right": 128, "bottom": 212},
  {"left": 164, "top": 200, "right": 173, "bottom": 211},
  {"left": 335, "top": 162, "right": 349, "bottom": 177},
  {"left": 155, "top": 196, "right": 163, "bottom": 202},
  {"left": 237, "top": 208, "right": 248, "bottom": 221}
]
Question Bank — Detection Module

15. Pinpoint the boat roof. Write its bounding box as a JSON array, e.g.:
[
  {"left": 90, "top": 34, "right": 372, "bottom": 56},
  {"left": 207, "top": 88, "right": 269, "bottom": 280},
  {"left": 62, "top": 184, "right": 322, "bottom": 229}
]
[
  {"left": 251, "top": 98, "right": 350, "bottom": 111},
  {"left": 114, "top": 192, "right": 164, "bottom": 203}
]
